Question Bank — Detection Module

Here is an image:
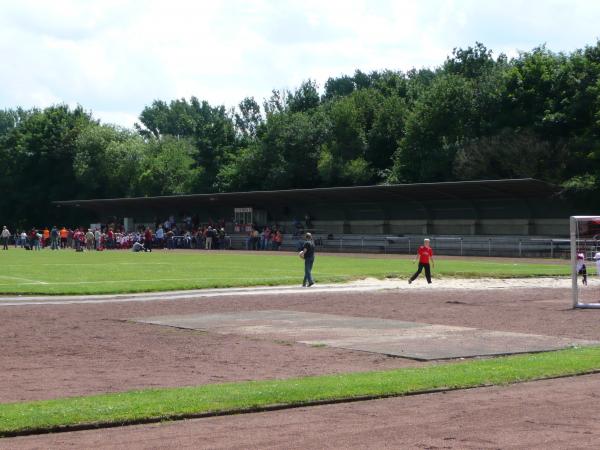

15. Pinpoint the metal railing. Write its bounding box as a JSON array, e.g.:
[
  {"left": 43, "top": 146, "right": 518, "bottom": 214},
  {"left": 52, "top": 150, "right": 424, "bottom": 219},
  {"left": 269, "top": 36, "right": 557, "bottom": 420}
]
[{"left": 229, "top": 234, "right": 575, "bottom": 258}]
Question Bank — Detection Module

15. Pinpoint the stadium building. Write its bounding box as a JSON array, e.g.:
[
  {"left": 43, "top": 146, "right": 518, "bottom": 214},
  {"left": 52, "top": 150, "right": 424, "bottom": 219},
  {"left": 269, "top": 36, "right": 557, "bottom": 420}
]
[{"left": 55, "top": 178, "right": 583, "bottom": 238}]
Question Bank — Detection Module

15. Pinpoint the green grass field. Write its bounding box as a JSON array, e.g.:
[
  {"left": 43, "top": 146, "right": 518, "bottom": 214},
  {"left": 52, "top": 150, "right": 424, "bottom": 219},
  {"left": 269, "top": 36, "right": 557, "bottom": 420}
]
[
  {"left": 0, "top": 249, "right": 575, "bottom": 295},
  {"left": 1, "top": 346, "right": 599, "bottom": 436}
]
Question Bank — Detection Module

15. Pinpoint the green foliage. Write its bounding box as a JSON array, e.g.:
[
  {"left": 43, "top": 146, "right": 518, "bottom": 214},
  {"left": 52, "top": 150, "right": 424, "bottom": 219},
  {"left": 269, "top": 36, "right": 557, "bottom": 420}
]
[
  {"left": 444, "top": 42, "right": 496, "bottom": 79},
  {"left": 234, "top": 97, "right": 263, "bottom": 141},
  {"left": 136, "top": 97, "right": 236, "bottom": 191},
  {"left": 218, "top": 110, "right": 327, "bottom": 191},
  {"left": 2, "top": 40, "right": 600, "bottom": 225},
  {"left": 367, "top": 94, "right": 406, "bottom": 170},
  {"left": 453, "top": 128, "right": 567, "bottom": 181},
  {"left": 562, "top": 173, "right": 598, "bottom": 191},
  {"left": 137, "top": 137, "right": 201, "bottom": 196},
  {"left": 324, "top": 74, "right": 356, "bottom": 99},
  {"left": 390, "top": 74, "right": 476, "bottom": 182},
  {"left": 287, "top": 79, "right": 320, "bottom": 113},
  {"left": 560, "top": 174, "right": 600, "bottom": 207},
  {"left": 0, "top": 105, "right": 94, "bottom": 226},
  {"left": 73, "top": 124, "right": 140, "bottom": 197},
  {"left": 318, "top": 95, "right": 369, "bottom": 185}
]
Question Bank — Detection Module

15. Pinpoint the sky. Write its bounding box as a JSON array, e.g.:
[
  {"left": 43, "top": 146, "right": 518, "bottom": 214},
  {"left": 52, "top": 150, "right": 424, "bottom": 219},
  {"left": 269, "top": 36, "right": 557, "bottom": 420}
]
[{"left": 1, "top": 0, "right": 599, "bottom": 128}]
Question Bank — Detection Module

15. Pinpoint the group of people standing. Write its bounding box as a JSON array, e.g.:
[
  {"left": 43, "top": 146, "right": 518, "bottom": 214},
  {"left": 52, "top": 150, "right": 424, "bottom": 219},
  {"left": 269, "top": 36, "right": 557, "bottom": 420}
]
[
  {"left": 153, "top": 225, "right": 231, "bottom": 250},
  {"left": 2, "top": 226, "right": 71, "bottom": 251},
  {"left": 246, "top": 226, "right": 284, "bottom": 251},
  {"left": 1, "top": 223, "right": 234, "bottom": 253}
]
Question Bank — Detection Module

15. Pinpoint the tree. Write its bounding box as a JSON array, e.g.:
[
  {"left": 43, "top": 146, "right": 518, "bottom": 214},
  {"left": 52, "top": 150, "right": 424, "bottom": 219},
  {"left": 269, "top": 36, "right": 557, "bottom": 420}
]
[
  {"left": 234, "top": 97, "right": 263, "bottom": 141},
  {"left": 323, "top": 75, "right": 355, "bottom": 99},
  {"left": 73, "top": 124, "right": 156, "bottom": 198},
  {"left": 136, "top": 97, "right": 236, "bottom": 191},
  {"left": 217, "top": 111, "right": 327, "bottom": 191},
  {"left": 137, "top": 137, "right": 201, "bottom": 196},
  {"left": 263, "top": 89, "right": 288, "bottom": 116},
  {"left": 318, "top": 95, "right": 373, "bottom": 186},
  {"left": 453, "top": 128, "right": 567, "bottom": 181},
  {"left": 390, "top": 74, "right": 475, "bottom": 183},
  {"left": 371, "top": 70, "right": 408, "bottom": 98},
  {"left": 367, "top": 94, "right": 407, "bottom": 171},
  {"left": 444, "top": 42, "right": 495, "bottom": 79},
  {"left": 0, "top": 108, "right": 30, "bottom": 138},
  {"left": 73, "top": 124, "right": 138, "bottom": 198},
  {"left": 4, "top": 105, "right": 94, "bottom": 226},
  {"left": 287, "top": 80, "right": 320, "bottom": 113}
]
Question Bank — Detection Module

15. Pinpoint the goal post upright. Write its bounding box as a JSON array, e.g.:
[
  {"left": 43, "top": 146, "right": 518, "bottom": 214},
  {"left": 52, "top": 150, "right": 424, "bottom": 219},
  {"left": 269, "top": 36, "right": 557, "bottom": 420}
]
[{"left": 571, "top": 216, "right": 578, "bottom": 308}]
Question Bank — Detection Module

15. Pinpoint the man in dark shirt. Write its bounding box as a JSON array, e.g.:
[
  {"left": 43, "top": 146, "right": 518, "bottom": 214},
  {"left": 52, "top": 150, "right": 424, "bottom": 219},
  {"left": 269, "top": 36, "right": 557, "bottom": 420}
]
[
  {"left": 299, "top": 232, "right": 316, "bottom": 287},
  {"left": 50, "top": 226, "right": 59, "bottom": 250}
]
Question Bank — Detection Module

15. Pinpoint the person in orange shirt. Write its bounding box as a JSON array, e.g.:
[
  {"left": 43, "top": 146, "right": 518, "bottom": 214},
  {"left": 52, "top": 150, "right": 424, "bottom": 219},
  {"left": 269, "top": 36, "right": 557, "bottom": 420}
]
[
  {"left": 60, "top": 227, "right": 68, "bottom": 248},
  {"left": 42, "top": 228, "right": 50, "bottom": 248},
  {"left": 273, "top": 229, "right": 283, "bottom": 250}
]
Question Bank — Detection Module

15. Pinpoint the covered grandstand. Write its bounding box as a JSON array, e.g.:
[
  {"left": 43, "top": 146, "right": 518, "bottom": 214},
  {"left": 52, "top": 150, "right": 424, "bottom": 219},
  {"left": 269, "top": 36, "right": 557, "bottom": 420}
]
[
  {"left": 54, "top": 178, "right": 596, "bottom": 257},
  {"left": 54, "top": 178, "right": 584, "bottom": 237}
]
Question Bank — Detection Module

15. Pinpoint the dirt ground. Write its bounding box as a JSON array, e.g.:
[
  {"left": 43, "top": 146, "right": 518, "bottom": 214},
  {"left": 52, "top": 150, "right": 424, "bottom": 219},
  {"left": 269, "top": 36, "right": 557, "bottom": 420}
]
[
  {"left": 2, "top": 283, "right": 600, "bottom": 448},
  {"left": 2, "top": 285, "right": 599, "bottom": 403}
]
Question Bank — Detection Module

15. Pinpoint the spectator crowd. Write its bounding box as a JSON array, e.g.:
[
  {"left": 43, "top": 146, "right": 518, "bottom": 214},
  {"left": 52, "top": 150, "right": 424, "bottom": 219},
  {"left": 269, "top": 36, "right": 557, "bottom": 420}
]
[
  {"left": 1, "top": 220, "right": 286, "bottom": 252},
  {"left": 1, "top": 223, "right": 235, "bottom": 252}
]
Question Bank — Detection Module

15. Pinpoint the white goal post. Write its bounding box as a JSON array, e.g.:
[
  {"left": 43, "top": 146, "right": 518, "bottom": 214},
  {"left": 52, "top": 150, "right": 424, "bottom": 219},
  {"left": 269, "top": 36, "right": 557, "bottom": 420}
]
[{"left": 570, "top": 216, "right": 600, "bottom": 309}]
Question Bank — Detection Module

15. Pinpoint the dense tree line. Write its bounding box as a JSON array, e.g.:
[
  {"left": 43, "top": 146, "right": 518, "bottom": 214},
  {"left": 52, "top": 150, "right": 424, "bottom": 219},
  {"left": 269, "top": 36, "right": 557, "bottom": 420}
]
[{"left": 1, "top": 41, "right": 600, "bottom": 226}]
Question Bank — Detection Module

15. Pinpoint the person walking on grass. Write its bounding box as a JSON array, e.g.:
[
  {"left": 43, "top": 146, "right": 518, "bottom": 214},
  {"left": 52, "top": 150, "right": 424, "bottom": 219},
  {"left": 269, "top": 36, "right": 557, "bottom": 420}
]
[
  {"left": 409, "top": 238, "right": 434, "bottom": 284},
  {"left": 299, "top": 232, "right": 316, "bottom": 287},
  {"left": 1, "top": 226, "right": 10, "bottom": 250}
]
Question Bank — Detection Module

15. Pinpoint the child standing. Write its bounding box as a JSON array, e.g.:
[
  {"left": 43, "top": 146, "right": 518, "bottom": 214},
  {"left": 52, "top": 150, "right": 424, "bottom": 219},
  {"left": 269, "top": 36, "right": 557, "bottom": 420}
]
[
  {"left": 409, "top": 238, "right": 435, "bottom": 284},
  {"left": 577, "top": 252, "right": 587, "bottom": 286}
]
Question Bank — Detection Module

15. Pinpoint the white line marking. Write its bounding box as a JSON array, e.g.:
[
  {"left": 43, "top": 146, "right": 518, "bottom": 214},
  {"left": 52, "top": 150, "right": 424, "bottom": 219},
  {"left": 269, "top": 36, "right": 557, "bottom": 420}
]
[
  {"left": 0, "top": 277, "right": 575, "bottom": 307},
  {"left": 0, "top": 273, "right": 348, "bottom": 287},
  {"left": 0, "top": 284, "right": 391, "bottom": 306},
  {"left": 0, "top": 275, "right": 48, "bottom": 285},
  {"left": 0, "top": 276, "right": 303, "bottom": 286}
]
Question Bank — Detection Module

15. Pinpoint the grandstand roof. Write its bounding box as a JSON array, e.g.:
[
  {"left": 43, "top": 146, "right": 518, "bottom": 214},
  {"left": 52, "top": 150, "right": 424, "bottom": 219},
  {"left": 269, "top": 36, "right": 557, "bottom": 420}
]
[{"left": 54, "top": 179, "right": 558, "bottom": 212}]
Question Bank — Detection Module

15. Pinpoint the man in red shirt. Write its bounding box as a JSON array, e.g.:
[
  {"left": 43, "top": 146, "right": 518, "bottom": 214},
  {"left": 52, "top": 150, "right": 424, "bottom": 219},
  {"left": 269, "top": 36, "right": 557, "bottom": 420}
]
[{"left": 409, "top": 238, "right": 434, "bottom": 284}]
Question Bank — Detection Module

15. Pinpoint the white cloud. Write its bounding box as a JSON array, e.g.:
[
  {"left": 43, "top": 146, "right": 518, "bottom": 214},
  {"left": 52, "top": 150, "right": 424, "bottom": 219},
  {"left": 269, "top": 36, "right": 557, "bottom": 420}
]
[{"left": 0, "top": 0, "right": 599, "bottom": 127}]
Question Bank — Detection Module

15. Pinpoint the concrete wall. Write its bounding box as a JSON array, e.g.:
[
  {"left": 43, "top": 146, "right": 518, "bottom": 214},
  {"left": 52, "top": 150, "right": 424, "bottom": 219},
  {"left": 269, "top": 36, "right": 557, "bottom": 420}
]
[
  {"left": 342, "top": 218, "right": 568, "bottom": 237},
  {"left": 532, "top": 218, "right": 570, "bottom": 236},
  {"left": 477, "top": 219, "right": 532, "bottom": 235},
  {"left": 388, "top": 220, "right": 429, "bottom": 235}
]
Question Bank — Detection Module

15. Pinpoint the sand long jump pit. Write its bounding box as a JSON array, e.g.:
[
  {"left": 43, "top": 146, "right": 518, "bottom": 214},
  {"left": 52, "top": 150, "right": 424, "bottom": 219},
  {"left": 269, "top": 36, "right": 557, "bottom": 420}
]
[{"left": 136, "top": 310, "right": 598, "bottom": 360}]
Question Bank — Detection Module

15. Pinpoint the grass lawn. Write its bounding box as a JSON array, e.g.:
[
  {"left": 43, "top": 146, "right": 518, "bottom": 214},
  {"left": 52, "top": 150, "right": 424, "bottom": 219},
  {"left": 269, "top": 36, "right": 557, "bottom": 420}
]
[
  {"left": 1, "top": 346, "right": 599, "bottom": 436},
  {"left": 0, "top": 248, "right": 575, "bottom": 295}
]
